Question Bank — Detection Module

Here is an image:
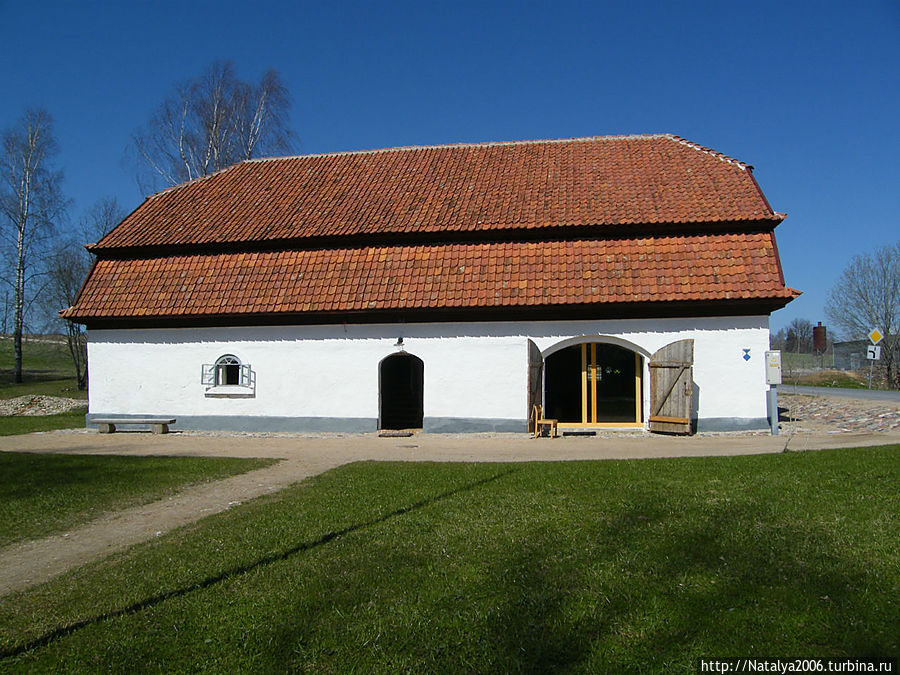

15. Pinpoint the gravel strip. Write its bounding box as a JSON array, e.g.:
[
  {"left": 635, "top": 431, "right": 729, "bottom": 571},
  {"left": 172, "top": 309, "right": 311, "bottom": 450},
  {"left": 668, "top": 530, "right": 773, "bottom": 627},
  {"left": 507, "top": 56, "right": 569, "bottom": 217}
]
[
  {"left": 0, "top": 395, "right": 87, "bottom": 416},
  {"left": 2, "top": 391, "right": 897, "bottom": 435},
  {"left": 779, "top": 393, "right": 900, "bottom": 434}
]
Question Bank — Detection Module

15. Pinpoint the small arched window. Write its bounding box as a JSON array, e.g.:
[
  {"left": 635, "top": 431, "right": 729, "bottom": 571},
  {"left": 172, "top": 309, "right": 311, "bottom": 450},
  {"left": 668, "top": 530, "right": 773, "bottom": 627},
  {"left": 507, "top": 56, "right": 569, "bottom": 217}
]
[
  {"left": 215, "top": 354, "right": 241, "bottom": 386},
  {"left": 201, "top": 354, "right": 254, "bottom": 390}
]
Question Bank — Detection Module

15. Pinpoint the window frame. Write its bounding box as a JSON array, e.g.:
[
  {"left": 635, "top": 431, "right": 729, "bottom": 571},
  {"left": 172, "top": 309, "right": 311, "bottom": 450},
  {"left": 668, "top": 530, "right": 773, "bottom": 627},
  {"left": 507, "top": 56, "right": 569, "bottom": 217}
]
[
  {"left": 215, "top": 354, "right": 242, "bottom": 386},
  {"left": 201, "top": 354, "right": 255, "bottom": 397}
]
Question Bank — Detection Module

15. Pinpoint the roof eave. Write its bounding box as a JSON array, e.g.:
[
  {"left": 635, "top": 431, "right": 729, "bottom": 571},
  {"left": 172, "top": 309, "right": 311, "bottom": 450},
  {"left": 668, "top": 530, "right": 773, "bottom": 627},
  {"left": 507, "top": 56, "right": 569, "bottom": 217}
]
[
  {"left": 66, "top": 295, "right": 800, "bottom": 328},
  {"left": 87, "top": 216, "right": 787, "bottom": 259}
]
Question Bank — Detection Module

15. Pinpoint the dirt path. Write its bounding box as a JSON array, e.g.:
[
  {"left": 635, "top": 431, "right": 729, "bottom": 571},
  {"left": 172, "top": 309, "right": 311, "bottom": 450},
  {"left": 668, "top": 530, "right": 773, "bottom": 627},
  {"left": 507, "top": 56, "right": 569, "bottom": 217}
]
[
  {"left": 2, "top": 415, "right": 899, "bottom": 597},
  {"left": 0, "top": 454, "right": 342, "bottom": 597}
]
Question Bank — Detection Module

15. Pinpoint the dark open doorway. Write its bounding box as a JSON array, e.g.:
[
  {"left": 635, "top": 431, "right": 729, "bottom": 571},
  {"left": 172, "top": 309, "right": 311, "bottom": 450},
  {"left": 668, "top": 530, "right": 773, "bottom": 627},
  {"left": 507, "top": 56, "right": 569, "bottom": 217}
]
[
  {"left": 545, "top": 342, "right": 642, "bottom": 426},
  {"left": 379, "top": 353, "right": 424, "bottom": 430},
  {"left": 545, "top": 345, "right": 582, "bottom": 423}
]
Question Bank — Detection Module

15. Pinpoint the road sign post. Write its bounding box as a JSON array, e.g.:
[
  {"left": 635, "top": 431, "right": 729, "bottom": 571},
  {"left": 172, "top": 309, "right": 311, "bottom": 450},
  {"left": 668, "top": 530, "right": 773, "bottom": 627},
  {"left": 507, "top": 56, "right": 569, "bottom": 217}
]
[{"left": 867, "top": 330, "right": 883, "bottom": 389}]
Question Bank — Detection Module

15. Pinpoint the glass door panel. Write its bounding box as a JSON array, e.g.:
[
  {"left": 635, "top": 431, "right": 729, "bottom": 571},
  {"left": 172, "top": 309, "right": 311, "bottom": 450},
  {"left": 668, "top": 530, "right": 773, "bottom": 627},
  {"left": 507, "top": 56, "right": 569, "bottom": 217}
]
[{"left": 546, "top": 342, "right": 642, "bottom": 425}]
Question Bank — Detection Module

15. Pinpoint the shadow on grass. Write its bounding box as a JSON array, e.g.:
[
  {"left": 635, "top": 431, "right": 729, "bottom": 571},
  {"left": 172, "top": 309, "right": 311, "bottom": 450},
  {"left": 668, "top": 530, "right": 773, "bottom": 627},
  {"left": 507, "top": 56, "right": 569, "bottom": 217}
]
[
  {"left": 0, "top": 370, "right": 70, "bottom": 385},
  {"left": 1, "top": 454, "right": 145, "bottom": 499},
  {"left": 477, "top": 497, "right": 897, "bottom": 670},
  {"left": 0, "top": 411, "right": 87, "bottom": 438},
  {"left": 5, "top": 461, "right": 898, "bottom": 669},
  {"left": 0, "top": 468, "right": 518, "bottom": 661},
  {"left": 254, "top": 485, "right": 897, "bottom": 671}
]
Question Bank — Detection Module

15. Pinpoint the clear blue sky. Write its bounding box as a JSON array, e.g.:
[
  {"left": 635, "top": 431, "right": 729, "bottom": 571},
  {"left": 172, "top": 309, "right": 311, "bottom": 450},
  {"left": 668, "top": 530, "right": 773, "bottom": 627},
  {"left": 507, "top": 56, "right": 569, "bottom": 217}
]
[{"left": 2, "top": 0, "right": 898, "bottom": 335}]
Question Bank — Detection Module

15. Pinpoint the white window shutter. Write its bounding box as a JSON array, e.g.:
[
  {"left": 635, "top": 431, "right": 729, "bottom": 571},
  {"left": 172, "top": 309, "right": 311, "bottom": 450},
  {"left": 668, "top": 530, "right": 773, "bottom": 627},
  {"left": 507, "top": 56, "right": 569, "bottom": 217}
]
[
  {"left": 240, "top": 364, "right": 252, "bottom": 387},
  {"left": 201, "top": 364, "right": 215, "bottom": 386}
]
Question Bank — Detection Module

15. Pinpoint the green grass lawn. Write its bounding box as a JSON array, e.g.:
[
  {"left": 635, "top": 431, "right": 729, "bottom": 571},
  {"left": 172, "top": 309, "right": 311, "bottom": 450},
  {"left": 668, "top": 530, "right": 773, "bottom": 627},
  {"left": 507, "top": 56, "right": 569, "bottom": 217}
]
[
  {"left": 0, "top": 336, "right": 88, "bottom": 435},
  {"left": 779, "top": 354, "right": 877, "bottom": 389},
  {"left": 0, "top": 410, "right": 88, "bottom": 436},
  {"left": 0, "top": 336, "right": 86, "bottom": 400},
  {"left": 787, "top": 369, "right": 868, "bottom": 389},
  {"left": 1, "top": 447, "right": 897, "bottom": 672},
  {"left": 0, "top": 452, "right": 277, "bottom": 547}
]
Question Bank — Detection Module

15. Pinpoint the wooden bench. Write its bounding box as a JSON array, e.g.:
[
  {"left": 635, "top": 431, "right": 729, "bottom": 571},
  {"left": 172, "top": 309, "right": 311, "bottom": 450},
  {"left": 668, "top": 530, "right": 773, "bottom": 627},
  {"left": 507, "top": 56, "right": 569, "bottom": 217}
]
[
  {"left": 531, "top": 405, "right": 558, "bottom": 439},
  {"left": 91, "top": 418, "right": 176, "bottom": 435}
]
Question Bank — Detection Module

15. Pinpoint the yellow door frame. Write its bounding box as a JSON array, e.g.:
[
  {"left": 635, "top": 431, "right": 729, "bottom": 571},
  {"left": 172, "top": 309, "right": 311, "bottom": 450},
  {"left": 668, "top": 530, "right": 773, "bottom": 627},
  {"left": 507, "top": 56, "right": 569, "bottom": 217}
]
[{"left": 560, "top": 343, "right": 643, "bottom": 429}]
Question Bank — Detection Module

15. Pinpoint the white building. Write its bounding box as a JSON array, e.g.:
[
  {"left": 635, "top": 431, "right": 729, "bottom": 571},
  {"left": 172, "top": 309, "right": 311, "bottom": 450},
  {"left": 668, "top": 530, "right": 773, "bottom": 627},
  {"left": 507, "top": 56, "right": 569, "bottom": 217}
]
[{"left": 64, "top": 135, "right": 798, "bottom": 434}]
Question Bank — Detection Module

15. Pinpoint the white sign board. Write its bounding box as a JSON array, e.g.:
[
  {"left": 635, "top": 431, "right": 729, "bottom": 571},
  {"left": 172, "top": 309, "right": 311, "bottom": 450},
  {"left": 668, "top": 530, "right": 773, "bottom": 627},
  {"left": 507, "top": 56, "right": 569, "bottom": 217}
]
[
  {"left": 867, "top": 345, "right": 882, "bottom": 361},
  {"left": 765, "top": 350, "right": 782, "bottom": 385},
  {"left": 868, "top": 328, "right": 883, "bottom": 345}
]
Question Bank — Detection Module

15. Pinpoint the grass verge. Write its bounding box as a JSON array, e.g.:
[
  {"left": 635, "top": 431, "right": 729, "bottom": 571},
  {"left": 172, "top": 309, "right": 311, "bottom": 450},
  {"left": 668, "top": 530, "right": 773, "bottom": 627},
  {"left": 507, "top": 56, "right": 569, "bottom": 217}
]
[
  {"left": 1, "top": 446, "right": 897, "bottom": 671},
  {"left": 786, "top": 370, "right": 868, "bottom": 389},
  {"left": 0, "top": 410, "right": 88, "bottom": 436},
  {"left": 0, "top": 336, "right": 86, "bottom": 400},
  {"left": 0, "top": 452, "right": 277, "bottom": 547}
]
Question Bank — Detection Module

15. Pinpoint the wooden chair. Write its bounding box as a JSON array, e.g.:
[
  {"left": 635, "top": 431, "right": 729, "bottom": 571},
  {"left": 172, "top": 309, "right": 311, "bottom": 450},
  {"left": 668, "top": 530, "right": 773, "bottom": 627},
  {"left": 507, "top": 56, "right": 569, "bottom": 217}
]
[{"left": 531, "top": 404, "right": 558, "bottom": 439}]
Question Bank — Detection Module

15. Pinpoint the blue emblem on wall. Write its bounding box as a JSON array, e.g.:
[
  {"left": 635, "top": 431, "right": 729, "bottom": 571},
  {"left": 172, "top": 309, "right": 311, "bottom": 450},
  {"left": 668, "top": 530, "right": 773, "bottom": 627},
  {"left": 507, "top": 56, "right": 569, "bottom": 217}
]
[{"left": 742, "top": 349, "right": 751, "bottom": 361}]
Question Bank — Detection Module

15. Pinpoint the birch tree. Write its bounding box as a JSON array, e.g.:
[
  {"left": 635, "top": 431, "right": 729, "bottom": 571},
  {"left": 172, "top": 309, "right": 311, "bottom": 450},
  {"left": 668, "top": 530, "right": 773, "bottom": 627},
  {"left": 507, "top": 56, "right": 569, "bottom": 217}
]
[
  {"left": 826, "top": 241, "right": 900, "bottom": 389},
  {"left": 0, "top": 108, "right": 68, "bottom": 383},
  {"left": 128, "top": 61, "right": 296, "bottom": 193}
]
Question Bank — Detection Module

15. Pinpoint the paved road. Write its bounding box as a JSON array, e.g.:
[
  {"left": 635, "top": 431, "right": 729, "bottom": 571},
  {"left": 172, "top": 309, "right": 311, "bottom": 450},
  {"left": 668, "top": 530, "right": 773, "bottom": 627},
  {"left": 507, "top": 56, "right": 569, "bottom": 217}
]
[{"left": 780, "top": 384, "right": 900, "bottom": 402}]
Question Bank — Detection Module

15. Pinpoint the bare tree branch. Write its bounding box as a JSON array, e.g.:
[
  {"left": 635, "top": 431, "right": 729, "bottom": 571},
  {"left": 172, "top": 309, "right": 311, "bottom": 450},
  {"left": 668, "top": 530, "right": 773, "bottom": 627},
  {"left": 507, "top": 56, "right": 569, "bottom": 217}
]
[
  {"left": 126, "top": 60, "right": 297, "bottom": 193},
  {"left": 784, "top": 318, "right": 814, "bottom": 354},
  {"left": 43, "top": 197, "right": 127, "bottom": 389},
  {"left": 826, "top": 241, "right": 900, "bottom": 388}
]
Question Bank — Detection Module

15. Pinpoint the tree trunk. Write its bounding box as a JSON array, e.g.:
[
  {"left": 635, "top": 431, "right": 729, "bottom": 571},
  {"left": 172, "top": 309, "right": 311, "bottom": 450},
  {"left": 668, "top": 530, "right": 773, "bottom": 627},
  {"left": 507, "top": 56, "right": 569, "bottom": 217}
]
[
  {"left": 64, "top": 322, "right": 88, "bottom": 390},
  {"left": 13, "top": 224, "right": 25, "bottom": 383}
]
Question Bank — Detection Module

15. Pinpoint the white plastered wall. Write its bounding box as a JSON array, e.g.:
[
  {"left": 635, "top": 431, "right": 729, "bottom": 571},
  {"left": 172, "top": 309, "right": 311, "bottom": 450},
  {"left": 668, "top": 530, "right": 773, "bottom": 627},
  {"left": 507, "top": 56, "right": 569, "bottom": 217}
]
[
  {"left": 87, "top": 324, "right": 527, "bottom": 423},
  {"left": 87, "top": 315, "right": 769, "bottom": 428}
]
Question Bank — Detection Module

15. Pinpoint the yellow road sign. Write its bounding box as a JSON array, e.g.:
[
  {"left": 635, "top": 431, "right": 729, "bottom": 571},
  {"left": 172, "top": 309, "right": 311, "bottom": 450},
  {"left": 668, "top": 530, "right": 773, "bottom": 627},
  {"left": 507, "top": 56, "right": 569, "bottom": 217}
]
[{"left": 868, "top": 328, "right": 883, "bottom": 345}]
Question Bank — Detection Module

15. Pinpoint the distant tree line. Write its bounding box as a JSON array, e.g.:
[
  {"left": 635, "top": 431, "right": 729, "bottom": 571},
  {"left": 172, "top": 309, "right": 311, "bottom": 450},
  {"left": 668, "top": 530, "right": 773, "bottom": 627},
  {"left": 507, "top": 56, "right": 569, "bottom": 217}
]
[
  {"left": 770, "top": 318, "right": 820, "bottom": 355},
  {"left": 1, "top": 60, "right": 296, "bottom": 389}
]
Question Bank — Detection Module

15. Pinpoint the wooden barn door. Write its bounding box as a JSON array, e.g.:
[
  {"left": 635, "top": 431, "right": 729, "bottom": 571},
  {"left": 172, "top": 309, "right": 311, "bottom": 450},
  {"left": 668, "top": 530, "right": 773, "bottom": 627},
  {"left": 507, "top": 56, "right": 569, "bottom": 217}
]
[
  {"left": 527, "top": 340, "right": 543, "bottom": 433},
  {"left": 649, "top": 339, "right": 694, "bottom": 435}
]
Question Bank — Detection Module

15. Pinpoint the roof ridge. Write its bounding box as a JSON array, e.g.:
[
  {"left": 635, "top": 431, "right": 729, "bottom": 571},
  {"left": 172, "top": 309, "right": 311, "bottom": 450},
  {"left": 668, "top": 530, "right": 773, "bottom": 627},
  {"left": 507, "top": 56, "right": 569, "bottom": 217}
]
[
  {"left": 147, "top": 163, "right": 243, "bottom": 200},
  {"left": 244, "top": 133, "right": 676, "bottom": 164},
  {"left": 666, "top": 135, "right": 751, "bottom": 170},
  {"left": 146, "top": 134, "right": 751, "bottom": 200}
]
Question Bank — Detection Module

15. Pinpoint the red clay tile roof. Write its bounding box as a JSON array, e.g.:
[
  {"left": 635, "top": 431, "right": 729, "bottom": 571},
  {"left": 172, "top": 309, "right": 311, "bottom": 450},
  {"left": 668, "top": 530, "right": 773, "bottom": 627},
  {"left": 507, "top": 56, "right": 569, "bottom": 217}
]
[
  {"left": 63, "top": 233, "right": 798, "bottom": 321},
  {"left": 67, "top": 135, "right": 799, "bottom": 323},
  {"left": 92, "top": 135, "right": 781, "bottom": 250}
]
